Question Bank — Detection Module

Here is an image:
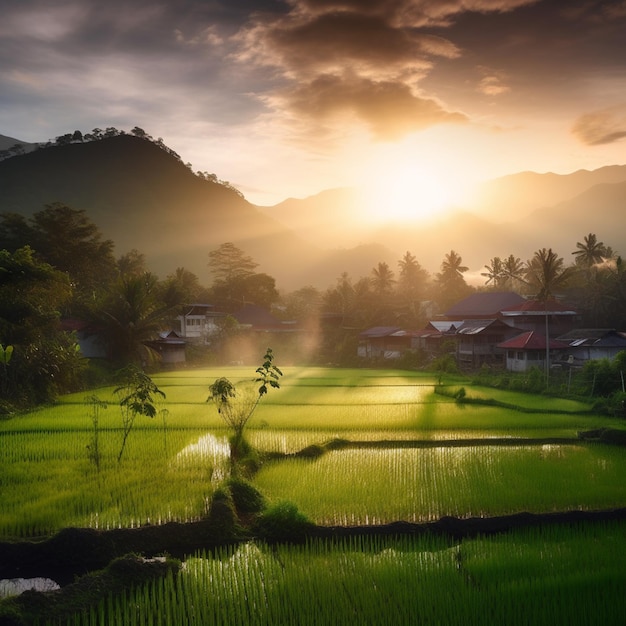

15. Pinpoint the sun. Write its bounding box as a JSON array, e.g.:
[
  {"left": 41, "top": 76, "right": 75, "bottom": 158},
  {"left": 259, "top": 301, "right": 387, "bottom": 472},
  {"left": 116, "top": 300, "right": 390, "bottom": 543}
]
[
  {"left": 352, "top": 140, "right": 474, "bottom": 225},
  {"left": 359, "top": 161, "right": 458, "bottom": 224}
]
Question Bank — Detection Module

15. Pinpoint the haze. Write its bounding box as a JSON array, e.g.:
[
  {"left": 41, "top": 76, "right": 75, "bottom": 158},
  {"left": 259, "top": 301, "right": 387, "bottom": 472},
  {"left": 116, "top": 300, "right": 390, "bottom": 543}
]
[{"left": 1, "top": 0, "right": 625, "bottom": 214}]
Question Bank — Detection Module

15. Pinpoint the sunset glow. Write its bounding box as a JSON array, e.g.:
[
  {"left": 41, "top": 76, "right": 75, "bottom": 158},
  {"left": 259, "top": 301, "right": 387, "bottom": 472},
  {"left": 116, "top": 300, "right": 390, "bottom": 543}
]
[
  {"left": 361, "top": 163, "right": 459, "bottom": 224},
  {"left": 0, "top": 1, "right": 625, "bottom": 208}
]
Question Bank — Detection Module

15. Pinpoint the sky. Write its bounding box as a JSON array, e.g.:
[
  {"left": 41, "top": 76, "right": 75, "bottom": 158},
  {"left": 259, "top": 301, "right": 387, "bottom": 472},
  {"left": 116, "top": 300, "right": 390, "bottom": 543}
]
[{"left": 1, "top": 0, "right": 626, "bottom": 210}]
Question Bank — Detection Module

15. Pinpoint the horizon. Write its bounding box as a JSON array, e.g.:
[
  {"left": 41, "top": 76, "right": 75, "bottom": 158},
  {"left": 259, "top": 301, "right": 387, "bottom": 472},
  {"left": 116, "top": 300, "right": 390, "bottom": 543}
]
[{"left": 1, "top": 1, "right": 625, "bottom": 210}]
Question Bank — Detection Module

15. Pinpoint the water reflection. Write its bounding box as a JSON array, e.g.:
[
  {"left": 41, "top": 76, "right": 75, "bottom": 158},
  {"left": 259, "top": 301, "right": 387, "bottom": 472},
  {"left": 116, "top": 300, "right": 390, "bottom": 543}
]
[
  {"left": 0, "top": 577, "right": 60, "bottom": 599},
  {"left": 175, "top": 433, "right": 231, "bottom": 485}
]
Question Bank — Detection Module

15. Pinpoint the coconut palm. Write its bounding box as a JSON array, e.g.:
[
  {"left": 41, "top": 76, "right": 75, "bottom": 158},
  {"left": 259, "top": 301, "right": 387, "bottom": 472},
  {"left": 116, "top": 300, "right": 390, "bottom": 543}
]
[
  {"left": 371, "top": 261, "right": 396, "bottom": 296},
  {"left": 435, "top": 250, "right": 471, "bottom": 310},
  {"left": 481, "top": 257, "right": 504, "bottom": 288},
  {"left": 525, "top": 248, "right": 574, "bottom": 301},
  {"left": 572, "top": 233, "right": 607, "bottom": 268}
]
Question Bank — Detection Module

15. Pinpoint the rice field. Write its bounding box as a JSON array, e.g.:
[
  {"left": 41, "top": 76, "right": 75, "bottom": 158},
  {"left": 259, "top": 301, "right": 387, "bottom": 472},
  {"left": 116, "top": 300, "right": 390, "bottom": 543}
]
[
  {"left": 0, "top": 366, "right": 624, "bottom": 539},
  {"left": 51, "top": 522, "right": 626, "bottom": 626},
  {"left": 3, "top": 365, "right": 626, "bottom": 625},
  {"left": 253, "top": 444, "right": 626, "bottom": 525}
]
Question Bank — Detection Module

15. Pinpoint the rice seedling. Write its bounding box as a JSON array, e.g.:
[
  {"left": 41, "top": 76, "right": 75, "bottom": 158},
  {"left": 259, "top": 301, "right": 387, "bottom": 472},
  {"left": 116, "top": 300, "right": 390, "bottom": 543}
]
[
  {"left": 1, "top": 366, "right": 623, "bottom": 538},
  {"left": 50, "top": 523, "right": 626, "bottom": 626},
  {"left": 253, "top": 444, "right": 626, "bottom": 525}
]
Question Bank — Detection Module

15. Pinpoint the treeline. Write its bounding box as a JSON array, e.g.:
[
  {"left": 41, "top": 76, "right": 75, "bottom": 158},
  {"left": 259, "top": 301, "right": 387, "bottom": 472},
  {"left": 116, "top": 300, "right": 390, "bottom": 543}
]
[
  {"left": 0, "top": 126, "right": 243, "bottom": 196},
  {"left": 1, "top": 201, "right": 624, "bottom": 410}
]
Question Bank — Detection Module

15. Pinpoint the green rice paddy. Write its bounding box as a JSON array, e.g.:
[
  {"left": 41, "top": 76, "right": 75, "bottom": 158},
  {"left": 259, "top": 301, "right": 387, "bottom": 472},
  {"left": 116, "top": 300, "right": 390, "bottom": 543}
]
[
  {"left": 3, "top": 366, "right": 626, "bottom": 625},
  {"left": 52, "top": 523, "right": 626, "bottom": 626},
  {"left": 0, "top": 366, "right": 624, "bottom": 538}
]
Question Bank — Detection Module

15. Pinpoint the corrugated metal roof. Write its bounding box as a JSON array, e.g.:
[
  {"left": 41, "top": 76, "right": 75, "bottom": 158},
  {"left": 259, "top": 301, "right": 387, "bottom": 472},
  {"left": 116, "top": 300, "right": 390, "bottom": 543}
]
[
  {"left": 497, "top": 331, "right": 566, "bottom": 350},
  {"left": 500, "top": 298, "right": 577, "bottom": 316},
  {"left": 359, "top": 326, "right": 403, "bottom": 338}
]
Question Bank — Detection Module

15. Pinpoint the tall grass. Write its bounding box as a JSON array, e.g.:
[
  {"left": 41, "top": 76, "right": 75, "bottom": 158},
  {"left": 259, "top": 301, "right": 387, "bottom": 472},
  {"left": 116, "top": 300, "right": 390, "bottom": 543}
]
[{"left": 52, "top": 523, "right": 626, "bottom": 626}]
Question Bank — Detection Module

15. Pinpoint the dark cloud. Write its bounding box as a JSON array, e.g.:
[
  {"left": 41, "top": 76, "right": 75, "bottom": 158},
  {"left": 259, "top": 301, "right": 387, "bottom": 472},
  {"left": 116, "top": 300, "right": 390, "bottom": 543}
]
[
  {"left": 283, "top": 74, "right": 467, "bottom": 140},
  {"left": 572, "top": 107, "right": 626, "bottom": 145}
]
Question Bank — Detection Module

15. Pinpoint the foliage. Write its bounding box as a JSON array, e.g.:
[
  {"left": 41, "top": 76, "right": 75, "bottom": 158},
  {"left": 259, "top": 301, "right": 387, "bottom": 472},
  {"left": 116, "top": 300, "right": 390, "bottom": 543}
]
[
  {"left": 208, "top": 348, "right": 283, "bottom": 445},
  {"left": 0, "top": 203, "right": 117, "bottom": 309},
  {"left": 227, "top": 477, "right": 266, "bottom": 515},
  {"left": 0, "top": 247, "right": 86, "bottom": 405},
  {"left": 431, "top": 353, "right": 459, "bottom": 373},
  {"left": 86, "top": 394, "right": 107, "bottom": 471},
  {"left": 114, "top": 365, "right": 166, "bottom": 463},
  {"left": 95, "top": 272, "right": 178, "bottom": 366},
  {"left": 252, "top": 501, "right": 314, "bottom": 543}
]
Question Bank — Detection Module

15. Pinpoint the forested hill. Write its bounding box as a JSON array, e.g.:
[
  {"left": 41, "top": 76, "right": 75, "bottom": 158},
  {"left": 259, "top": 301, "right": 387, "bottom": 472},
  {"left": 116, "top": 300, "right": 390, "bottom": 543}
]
[{"left": 0, "top": 134, "right": 317, "bottom": 287}]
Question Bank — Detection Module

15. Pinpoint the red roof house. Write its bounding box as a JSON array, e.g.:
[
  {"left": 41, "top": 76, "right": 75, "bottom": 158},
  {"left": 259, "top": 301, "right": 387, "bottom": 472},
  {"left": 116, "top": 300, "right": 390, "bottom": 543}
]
[{"left": 497, "top": 330, "right": 567, "bottom": 372}]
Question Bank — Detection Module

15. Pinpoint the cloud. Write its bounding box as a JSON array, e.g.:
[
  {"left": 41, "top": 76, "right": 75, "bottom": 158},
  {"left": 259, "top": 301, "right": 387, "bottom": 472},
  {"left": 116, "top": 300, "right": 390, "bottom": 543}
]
[
  {"left": 278, "top": 74, "right": 467, "bottom": 140},
  {"left": 476, "top": 67, "right": 511, "bottom": 96},
  {"left": 572, "top": 106, "right": 626, "bottom": 145}
]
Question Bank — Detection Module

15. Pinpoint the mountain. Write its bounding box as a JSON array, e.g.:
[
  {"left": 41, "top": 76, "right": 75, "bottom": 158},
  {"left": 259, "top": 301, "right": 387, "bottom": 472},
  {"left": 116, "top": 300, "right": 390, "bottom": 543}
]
[
  {"left": 0, "top": 134, "right": 320, "bottom": 289},
  {"left": 466, "top": 166, "right": 626, "bottom": 223},
  {"left": 1, "top": 133, "right": 624, "bottom": 291},
  {"left": 0, "top": 134, "right": 38, "bottom": 154},
  {"left": 259, "top": 167, "right": 626, "bottom": 282}
]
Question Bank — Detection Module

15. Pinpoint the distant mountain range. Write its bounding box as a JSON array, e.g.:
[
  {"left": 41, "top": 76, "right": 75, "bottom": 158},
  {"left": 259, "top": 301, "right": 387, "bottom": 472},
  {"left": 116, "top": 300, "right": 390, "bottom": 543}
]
[{"left": 1, "top": 132, "right": 625, "bottom": 290}]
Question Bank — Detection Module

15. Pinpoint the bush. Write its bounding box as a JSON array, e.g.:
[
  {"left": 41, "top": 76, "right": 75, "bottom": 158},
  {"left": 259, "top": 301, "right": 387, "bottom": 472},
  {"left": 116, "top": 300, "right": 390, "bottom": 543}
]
[
  {"left": 430, "top": 354, "right": 458, "bottom": 374},
  {"left": 296, "top": 444, "right": 325, "bottom": 458},
  {"left": 253, "top": 501, "right": 314, "bottom": 543},
  {"left": 227, "top": 477, "right": 266, "bottom": 515}
]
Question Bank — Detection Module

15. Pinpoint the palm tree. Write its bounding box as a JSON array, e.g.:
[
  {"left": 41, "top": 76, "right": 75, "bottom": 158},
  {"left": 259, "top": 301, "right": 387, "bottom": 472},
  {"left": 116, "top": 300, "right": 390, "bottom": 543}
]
[
  {"left": 371, "top": 262, "right": 396, "bottom": 296},
  {"left": 572, "top": 233, "right": 607, "bottom": 268},
  {"left": 435, "top": 250, "right": 471, "bottom": 310},
  {"left": 501, "top": 254, "right": 526, "bottom": 291},
  {"left": 525, "top": 248, "right": 574, "bottom": 301},
  {"left": 481, "top": 257, "right": 504, "bottom": 288},
  {"left": 98, "top": 273, "right": 176, "bottom": 365},
  {"left": 439, "top": 250, "right": 469, "bottom": 280},
  {"left": 524, "top": 248, "right": 575, "bottom": 384}
]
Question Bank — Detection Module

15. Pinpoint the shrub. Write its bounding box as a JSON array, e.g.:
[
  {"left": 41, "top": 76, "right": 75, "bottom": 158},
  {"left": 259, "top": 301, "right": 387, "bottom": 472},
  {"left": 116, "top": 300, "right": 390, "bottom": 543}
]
[
  {"left": 430, "top": 354, "right": 458, "bottom": 374},
  {"left": 253, "top": 501, "right": 314, "bottom": 543},
  {"left": 227, "top": 477, "right": 266, "bottom": 515},
  {"left": 296, "top": 444, "right": 326, "bottom": 458}
]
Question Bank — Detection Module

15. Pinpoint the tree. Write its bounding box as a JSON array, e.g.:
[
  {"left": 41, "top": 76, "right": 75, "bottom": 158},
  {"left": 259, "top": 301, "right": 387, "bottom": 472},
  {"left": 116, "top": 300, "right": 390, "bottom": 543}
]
[
  {"left": 434, "top": 250, "right": 472, "bottom": 310},
  {"left": 208, "top": 348, "right": 282, "bottom": 460},
  {"left": 208, "top": 242, "right": 275, "bottom": 310},
  {"left": 117, "top": 249, "right": 147, "bottom": 278},
  {"left": 525, "top": 248, "right": 574, "bottom": 301},
  {"left": 397, "top": 251, "right": 428, "bottom": 297},
  {"left": 371, "top": 262, "right": 395, "bottom": 296},
  {"left": 524, "top": 248, "right": 575, "bottom": 385},
  {"left": 114, "top": 365, "right": 165, "bottom": 463},
  {"left": 97, "top": 273, "right": 176, "bottom": 365},
  {"left": 501, "top": 254, "right": 526, "bottom": 291},
  {"left": 481, "top": 257, "right": 504, "bottom": 288},
  {"left": 0, "top": 247, "right": 84, "bottom": 404},
  {"left": 572, "top": 233, "right": 607, "bottom": 268},
  {"left": 208, "top": 242, "right": 258, "bottom": 285},
  {"left": 0, "top": 203, "right": 117, "bottom": 307}
]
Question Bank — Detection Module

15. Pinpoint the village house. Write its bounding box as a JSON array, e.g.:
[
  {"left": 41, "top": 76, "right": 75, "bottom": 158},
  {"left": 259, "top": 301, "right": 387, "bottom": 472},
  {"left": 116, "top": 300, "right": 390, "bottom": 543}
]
[
  {"left": 145, "top": 330, "right": 187, "bottom": 366},
  {"left": 497, "top": 330, "right": 567, "bottom": 373},
  {"left": 176, "top": 303, "right": 226, "bottom": 342},
  {"left": 555, "top": 329, "right": 626, "bottom": 362},
  {"left": 357, "top": 326, "right": 412, "bottom": 359}
]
